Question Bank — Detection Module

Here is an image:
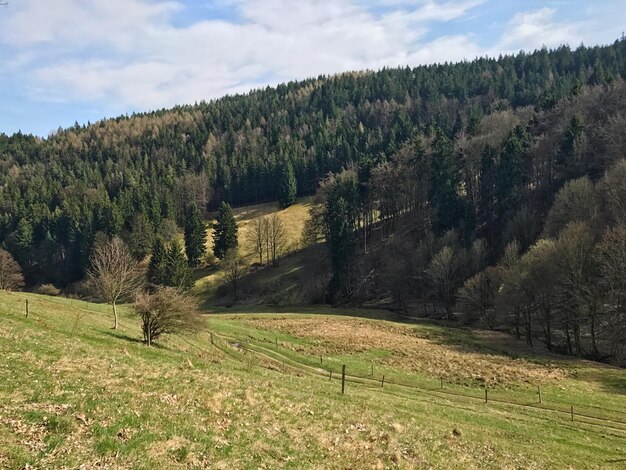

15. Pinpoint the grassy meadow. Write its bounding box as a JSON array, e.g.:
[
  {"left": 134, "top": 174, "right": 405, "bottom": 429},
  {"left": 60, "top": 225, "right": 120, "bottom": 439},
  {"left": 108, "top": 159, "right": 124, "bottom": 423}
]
[{"left": 1, "top": 291, "right": 625, "bottom": 469}]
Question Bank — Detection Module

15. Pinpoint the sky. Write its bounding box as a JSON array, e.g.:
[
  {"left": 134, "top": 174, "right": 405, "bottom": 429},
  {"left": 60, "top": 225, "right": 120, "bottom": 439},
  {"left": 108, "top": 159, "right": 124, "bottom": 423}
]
[{"left": 0, "top": 0, "right": 624, "bottom": 137}]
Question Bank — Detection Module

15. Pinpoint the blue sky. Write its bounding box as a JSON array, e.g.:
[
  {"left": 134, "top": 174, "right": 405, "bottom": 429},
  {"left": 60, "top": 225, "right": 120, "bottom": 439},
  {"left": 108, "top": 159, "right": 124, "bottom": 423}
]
[{"left": 1, "top": 0, "right": 624, "bottom": 137}]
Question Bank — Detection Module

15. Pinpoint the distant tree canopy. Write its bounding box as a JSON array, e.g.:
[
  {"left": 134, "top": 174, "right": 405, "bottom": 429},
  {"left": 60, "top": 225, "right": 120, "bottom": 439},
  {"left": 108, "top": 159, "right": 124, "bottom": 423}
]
[
  {"left": 1, "top": 41, "right": 624, "bottom": 288},
  {"left": 1, "top": 39, "right": 626, "bottom": 364}
]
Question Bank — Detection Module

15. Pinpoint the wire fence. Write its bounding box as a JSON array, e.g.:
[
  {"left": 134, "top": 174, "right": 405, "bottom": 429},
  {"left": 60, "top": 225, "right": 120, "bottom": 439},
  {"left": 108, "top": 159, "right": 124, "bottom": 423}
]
[
  {"left": 10, "top": 295, "right": 626, "bottom": 436},
  {"left": 210, "top": 331, "right": 626, "bottom": 434}
]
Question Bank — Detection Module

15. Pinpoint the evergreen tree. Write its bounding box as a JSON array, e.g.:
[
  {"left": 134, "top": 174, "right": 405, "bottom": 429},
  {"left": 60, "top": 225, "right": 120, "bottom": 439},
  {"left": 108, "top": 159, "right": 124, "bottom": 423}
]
[
  {"left": 146, "top": 238, "right": 167, "bottom": 286},
  {"left": 163, "top": 240, "right": 193, "bottom": 291},
  {"left": 429, "top": 129, "right": 463, "bottom": 233},
  {"left": 183, "top": 204, "right": 207, "bottom": 267},
  {"left": 324, "top": 171, "right": 358, "bottom": 299},
  {"left": 12, "top": 218, "right": 34, "bottom": 266},
  {"left": 128, "top": 213, "right": 154, "bottom": 260},
  {"left": 212, "top": 202, "right": 238, "bottom": 259},
  {"left": 496, "top": 125, "right": 530, "bottom": 219},
  {"left": 278, "top": 161, "right": 297, "bottom": 208}
]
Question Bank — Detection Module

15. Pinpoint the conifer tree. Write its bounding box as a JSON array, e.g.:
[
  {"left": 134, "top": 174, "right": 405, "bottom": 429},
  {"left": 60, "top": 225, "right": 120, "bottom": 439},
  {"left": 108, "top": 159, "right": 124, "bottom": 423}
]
[
  {"left": 12, "top": 218, "right": 34, "bottom": 266},
  {"left": 128, "top": 213, "right": 154, "bottom": 260},
  {"left": 146, "top": 238, "right": 166, "bottom": 286},
  {"left": 164, "top": 240, "right": 193, "bottom": 291},
  {"left": 183, "top": 204, "right": 207, "bottom": 267},
  {"left": 278, "top": 161, "right": 297, "bottom": 208},
  {"left": 212, "top": 202, "right": 238, "bottom": 259}
]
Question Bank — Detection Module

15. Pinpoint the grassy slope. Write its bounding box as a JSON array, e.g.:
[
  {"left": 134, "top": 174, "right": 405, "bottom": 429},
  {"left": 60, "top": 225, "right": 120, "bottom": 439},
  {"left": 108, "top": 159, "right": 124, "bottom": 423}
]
[
  {"left": 193, "top": 198, "right": 312, "bottom": 291},
  {"left": 1, "top": 291, "right": 625, "bottom": 469},
  {"left": 194, "top": 198, "right": 323, "bottom": 305}
]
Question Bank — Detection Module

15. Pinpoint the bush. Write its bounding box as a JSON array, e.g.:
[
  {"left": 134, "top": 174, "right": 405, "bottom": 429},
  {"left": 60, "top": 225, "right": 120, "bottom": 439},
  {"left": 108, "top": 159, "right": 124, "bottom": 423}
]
[
  {"left": 135, "top": 287, "right": 202, "bottom": 346},
  {"left": 33, "top": 283, "right": 61, "bottom": 296}
]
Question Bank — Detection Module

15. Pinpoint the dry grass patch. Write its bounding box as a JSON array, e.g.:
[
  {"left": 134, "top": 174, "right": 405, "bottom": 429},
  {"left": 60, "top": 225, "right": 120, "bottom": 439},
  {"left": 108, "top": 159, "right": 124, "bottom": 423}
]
[
  {"left": 242, "top": 317, "right": 569, "bottom": 386},
  {"left": 196, "top": 198, "right": 314, "bottom": 293},
  {"left": 205, "top": 198, "right": 313, "bottom": 264}
]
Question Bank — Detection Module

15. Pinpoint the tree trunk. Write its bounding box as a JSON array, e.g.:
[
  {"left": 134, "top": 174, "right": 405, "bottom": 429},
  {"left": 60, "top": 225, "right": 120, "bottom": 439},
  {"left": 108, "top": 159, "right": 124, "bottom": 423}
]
[
  {"left": 514, "top": 307, "right": 521, "bottom": 340},
  {"left": 574, "top": 324, "right": 582, "bottom": 357},
  {"left": 112, "top": 301, "right": 118, "bottom": 330},
  {"left": 590, "top": 312, "right": 598, "bottom": 357},
  {"left": 545, "top": 305, "right": 552, "bottom": 351},
  {"left": 565, "top": 324, "right": 573, "bottom": 355},
  {"left": 525, "top": 308, "right": 533, "bottom": 347}
]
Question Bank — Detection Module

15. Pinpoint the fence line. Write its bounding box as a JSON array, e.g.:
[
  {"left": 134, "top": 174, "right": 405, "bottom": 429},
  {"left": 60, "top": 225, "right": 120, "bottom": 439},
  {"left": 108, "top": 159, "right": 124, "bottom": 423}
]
[
  {"left": 247, "top": 331, "right": 626, "bottom": 419},
  {"left": 10, "top": 295, "right": 625, "bottom": 433},
  {"left": 210, "top": 331, "right": 626, "bottom": 432}
]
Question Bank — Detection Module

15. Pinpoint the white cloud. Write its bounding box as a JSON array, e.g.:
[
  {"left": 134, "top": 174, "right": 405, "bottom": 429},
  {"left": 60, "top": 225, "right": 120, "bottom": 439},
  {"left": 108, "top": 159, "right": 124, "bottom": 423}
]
[
  {"left": 3, "top": 0, "right": 180, "bottom": 49},
  {"left": 0, "top": 0, "right": 620, "bottom": 115},
  {"left": 497, "top": 7, "right": 581, "bottom": 52},
  {"left": 1, "top": 0, "right": 490, "bottom": 110}
]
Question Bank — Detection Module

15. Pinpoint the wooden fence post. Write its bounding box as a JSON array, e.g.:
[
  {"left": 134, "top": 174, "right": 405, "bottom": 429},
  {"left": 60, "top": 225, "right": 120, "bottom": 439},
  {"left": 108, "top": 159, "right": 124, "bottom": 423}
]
[
  {"left": 210, "top": 333, "right": 214, "bottom": 345},
  {"left": 538, "top": 385, "right": 542, "bottom": 404},
  {"left": 25, "top": 299, "right": 29, "bottom": 318},
  {"left": 571, "top": 405, "right": 574, "bottom": 422},
  {"left": 329, "top": 370, "right": 333, "bottom": 381},
  {"left": 371, "top": 363, "right": 374, "bottom": 376},
  {"left": 440, "top": 377, "right": 443, "bottom": 389},
  {"left": 320, "top": 355, "right": 323, "bottom": 365},
  {"left": 341, "top": 365, "right": 346, "bottom": 395},
  {"left": 485, "top": 387, "right": 488, "bottom": 403},
  {"left": 381, "top": 375, "right": 385, "bottom": 388}
]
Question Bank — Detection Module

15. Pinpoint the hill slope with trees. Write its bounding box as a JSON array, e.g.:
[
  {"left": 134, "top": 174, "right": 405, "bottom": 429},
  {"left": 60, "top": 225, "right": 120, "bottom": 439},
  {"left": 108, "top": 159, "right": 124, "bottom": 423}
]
[{"left": 1, "top": 39, "right": 625, "bottom": 362}]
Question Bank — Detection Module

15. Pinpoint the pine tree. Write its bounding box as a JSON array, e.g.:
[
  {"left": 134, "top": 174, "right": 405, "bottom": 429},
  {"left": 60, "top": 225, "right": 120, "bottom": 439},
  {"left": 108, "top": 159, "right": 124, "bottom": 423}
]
[
  {"left": 163, "top": 240, "right": 193, "bottom": 291},
  {"left": 278, "top": 161, "right": 297, "bottom": 208},
  {"left": 496, "top": 125, "right": 530, "bottom": 218},
  {"left": 12, "top": 218, "right": 34, "bottom": 266},
  {"left": 212, "top": 202, "right": 238, "bottom": 259},
  {"left": 184, "top": 204, "right": 207, "bottom": 267},
  {"left": 146, "top": 238, "right": 166, "bottom": 286},
  {"left": 429, "top": 129, "right": 463, "bottom": 234},
  {"left": 128, "top": 213, "right": 154, "bottom": 260}
]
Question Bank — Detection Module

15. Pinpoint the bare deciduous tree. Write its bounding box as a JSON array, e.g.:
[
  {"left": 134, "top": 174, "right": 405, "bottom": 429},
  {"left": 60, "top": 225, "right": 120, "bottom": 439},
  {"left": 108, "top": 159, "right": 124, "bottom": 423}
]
[
  {"left": 458, "top": 266, "right": 501, "bottom": 329},
  {"left": 0, "top": 248, "right": 24, "bottom": 291},
  {"left": 248, "top": 217, "right": 267, "bottom": 264},
  {"left": 223, "top": 249, "right": 247, "bottom": 299},
  {"left": 427, "top": 246, "right": 461, "bottom": 320},
  {"left": 249, "top": 214, "right": 288, "bottom": 266},
  {"left": 600, "top": 159, "right": 626, "bottom": 226},
  {"left": 88, "top": 237, "right": 141, "bottom": 329},
  {"left": 135, "top": 287, "right": 201, "bottom": 346},
  {"left": 544, "top": 177, "right": 599, "bottom": 237},
  {"left": 267, "top": 214, "right": 287, "bottom": 266}
]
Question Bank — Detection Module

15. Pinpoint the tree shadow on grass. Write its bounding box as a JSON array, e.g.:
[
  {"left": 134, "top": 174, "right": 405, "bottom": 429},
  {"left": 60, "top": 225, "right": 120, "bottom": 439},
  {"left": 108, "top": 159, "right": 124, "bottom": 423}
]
[
  {"left": 101, "top": 329, "right": 143, "bottom": 344},
  {"left": 100, "top": 329, "right": 175, "bottom": 351}
]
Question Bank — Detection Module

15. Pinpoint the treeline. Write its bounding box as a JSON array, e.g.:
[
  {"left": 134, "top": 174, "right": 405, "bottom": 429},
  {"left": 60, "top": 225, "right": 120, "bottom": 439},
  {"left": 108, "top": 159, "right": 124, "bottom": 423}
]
[
  {"left": 1, "top": 40, "right": 625, "bottom": 288},
  {"left": 303, "top": 82, "right": 626, "bottom": 362}
]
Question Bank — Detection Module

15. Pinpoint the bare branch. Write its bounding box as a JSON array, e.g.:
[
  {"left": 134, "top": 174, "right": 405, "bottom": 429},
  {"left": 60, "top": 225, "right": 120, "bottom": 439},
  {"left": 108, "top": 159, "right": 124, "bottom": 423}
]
[
  {"left": 0, "top": 248, "right": 24, "bottom": 291},
  {"left": 88, "top": 237, "right": 142, "bottom": 329}
]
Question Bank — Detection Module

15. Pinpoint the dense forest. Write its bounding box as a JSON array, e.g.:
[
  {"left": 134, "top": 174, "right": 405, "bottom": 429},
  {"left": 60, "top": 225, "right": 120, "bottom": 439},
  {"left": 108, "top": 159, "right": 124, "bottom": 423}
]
[{"left": 1, "top": 39, "right": 625, "bottom": 361}]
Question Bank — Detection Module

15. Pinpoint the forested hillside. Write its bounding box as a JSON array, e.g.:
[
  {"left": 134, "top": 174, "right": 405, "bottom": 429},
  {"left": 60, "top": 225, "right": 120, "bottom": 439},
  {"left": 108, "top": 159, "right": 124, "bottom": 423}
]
[{"left": 1, "top": 40, "right": 625, "bottom": 361}]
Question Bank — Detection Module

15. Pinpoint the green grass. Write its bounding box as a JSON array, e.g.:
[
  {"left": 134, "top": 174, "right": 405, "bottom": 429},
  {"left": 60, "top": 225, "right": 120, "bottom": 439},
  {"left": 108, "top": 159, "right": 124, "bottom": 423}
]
[{"left": 1, "top": 291, "right": 625, "bottom": 469}]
